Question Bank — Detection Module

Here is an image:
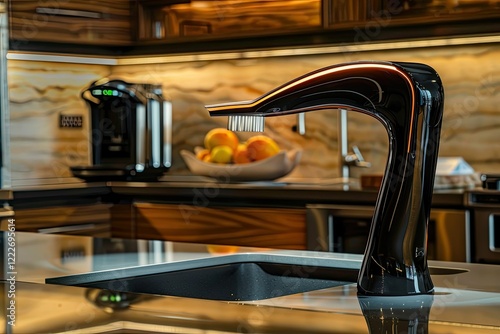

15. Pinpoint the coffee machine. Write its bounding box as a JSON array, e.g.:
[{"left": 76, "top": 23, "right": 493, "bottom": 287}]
[{"left": 71, "top": 78, "right": 172, "bottom": 181}]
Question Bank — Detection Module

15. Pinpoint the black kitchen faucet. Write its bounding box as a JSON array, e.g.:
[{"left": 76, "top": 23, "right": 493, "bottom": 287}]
[{"left": 206, "top": 61, "right": 444, "bottom": 296}]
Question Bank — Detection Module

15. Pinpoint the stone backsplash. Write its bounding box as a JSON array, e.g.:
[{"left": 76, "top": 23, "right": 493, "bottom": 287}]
[{"left": 7, "top": 42, "right": 500, "bottom": 186}]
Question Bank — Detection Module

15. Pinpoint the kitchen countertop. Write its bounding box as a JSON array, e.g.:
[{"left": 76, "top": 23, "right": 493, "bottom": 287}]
[
  {"left": 8, "top": 175, "right": 467, "bottom": 209},
  {"left": 111, "top": 177, "right": 467, "bottom": 207},
  {"left": 3, "top": 231, "right": 500, "bottom": 333}
]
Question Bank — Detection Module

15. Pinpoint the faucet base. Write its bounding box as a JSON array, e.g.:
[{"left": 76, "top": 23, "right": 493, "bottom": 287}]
[{"left": 358, "top": 258, "right": 434, "bottom": 296}]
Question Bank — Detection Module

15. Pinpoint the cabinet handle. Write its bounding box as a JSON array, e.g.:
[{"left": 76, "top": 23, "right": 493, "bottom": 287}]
[
  {"left": 35, "top": 7, "right": 102, "bottom": 19},
  {"left": 38, "top": 224, "right": 102, "bottom": 234},
  {"left": 489, "top": 215, "right": 500, "bottom": 252}
]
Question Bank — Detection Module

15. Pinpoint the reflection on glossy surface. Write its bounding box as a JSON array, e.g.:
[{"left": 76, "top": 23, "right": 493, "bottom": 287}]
[
  {"left": 86, "top": 289, "right": 143, "bottom": 312},
  {"left": 4, "top": 231, "right": 500, "bottom": 333},
  {"left": 206, "top": 61, "right": 444, "bottom": 296},
  {"left": 359, "top": 295, "right": 434, "bottom": 334}
]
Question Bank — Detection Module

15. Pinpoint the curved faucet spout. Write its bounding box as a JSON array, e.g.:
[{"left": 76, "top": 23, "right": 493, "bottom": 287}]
[{"left": 206, "top": 61, "right": 444, "bottom": 296}]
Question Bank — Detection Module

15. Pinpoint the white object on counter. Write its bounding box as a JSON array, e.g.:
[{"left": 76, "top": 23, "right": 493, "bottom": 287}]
[{"left": 436, "top": 157, "right": 475, "bottom": 176}]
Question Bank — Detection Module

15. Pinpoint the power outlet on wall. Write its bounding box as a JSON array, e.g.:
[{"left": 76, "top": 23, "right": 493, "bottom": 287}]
[{"left": 60, "top": 114, "right": 83, "bottom": 128}]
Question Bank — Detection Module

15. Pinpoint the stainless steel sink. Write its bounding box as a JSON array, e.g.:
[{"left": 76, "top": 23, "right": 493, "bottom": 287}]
[{"left": 46, "top": 253, "right": 467, "bottom": 301}]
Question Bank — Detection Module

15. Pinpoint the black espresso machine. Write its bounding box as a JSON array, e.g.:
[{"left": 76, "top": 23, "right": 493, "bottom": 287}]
[{"left": 71, "top": 78, "right": 172, "bottom": 181}]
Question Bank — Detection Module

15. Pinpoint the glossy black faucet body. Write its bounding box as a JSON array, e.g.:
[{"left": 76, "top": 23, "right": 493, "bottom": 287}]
[{"left": 206, "top": 61, "right": 444, "bottom": 296}]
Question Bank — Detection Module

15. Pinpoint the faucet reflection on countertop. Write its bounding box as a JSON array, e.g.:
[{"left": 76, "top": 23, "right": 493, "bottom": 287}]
[{"left": 206, "top": 61, "right": 445, "bottom": 296}]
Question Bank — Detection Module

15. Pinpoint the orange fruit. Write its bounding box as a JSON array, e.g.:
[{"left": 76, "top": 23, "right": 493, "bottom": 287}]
[
  {"left": 204, "top": 128, "right": 239, "bottom": 151},
  {"left": 207, "top": 245, "right": 240, "bottom": 254},
  {"left": 196, "top": 148, "right": 210, "bottom": 161},
  {"left": 246, "top": 135, "right": 280, "bottom": 161},
  {"left": 233, "top": 144, "right": 252, "bottom": 164}
]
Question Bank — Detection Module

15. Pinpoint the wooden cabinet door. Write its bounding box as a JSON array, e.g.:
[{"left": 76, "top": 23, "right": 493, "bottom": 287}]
[
  {"left": 11, "top": 204, "right": 112, "bottom": 237},
  {"left": 137, "top": 0, "right": 322, "bottom": 41},
  {"left": 9, "top": 0, "right": 133, "bottom": 45},
  {"left": 324, "top": 0, "right": 500, "bottom": 28},
  {"left": 131, "top": 203, "right": 307, "bottom": 250}
]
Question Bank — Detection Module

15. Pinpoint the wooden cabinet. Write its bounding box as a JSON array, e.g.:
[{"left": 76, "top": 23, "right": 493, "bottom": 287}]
[
  {"left": 136, "top": 0, "right": 500, "bottom": 47},
  {"left": 8, "top": 0, "right": 134, "bottom": 46},
  {"left": 137, "top": 0, "right": 322, "bottom": 42},
  {"left": 324, "top": 0, "right": 500, "bottom": 28},
  {"left": 10, "top": 203, "right": 112, "bottom": 237},
  {"left": 7, "top": 0, "right": 500, "bottom": 54},
  {"left": 112, "top": 202, "right": 307, "bottom": 250}
]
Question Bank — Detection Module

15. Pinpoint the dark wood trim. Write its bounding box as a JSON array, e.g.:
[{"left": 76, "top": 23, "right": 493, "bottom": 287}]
[{"left": 9, "top": 15, "right": 500, "bottom": 57}]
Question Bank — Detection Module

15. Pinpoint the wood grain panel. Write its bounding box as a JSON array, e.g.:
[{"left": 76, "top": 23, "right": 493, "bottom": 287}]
[
  {"left": 110, "top": 203, "right": 135, "bottom": 239},
  {"left": 134, "top": 203, "right": 307, "bottom": 250},
  {"left": 9, "top": 0, "right": 133, "bottom": 45},
  {"left": 13, "top": 203, "right": 112, "bottom": 236},
  {"left": 160, "top": 0, "right": 321, "bottom": 38}
]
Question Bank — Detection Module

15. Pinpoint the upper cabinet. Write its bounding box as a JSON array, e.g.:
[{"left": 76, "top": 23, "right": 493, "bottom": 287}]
[
  {"left": 8, "top": 0, "right": 134, "bottom": 49},
  {"left": 137, "top": 0, "right": 322, "bottom": 41},
  {"left": 135, "top": 0, "right": 500, "bottom": 52},
  {"left": 324, "top": 0, "right": 500, "bottom": 27},
  {"left": 7, "top": 0, "right": 500, "bottom": 55}
]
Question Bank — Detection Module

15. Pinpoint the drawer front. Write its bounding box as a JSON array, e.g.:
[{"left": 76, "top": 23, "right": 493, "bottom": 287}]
[
  {"left": 9, "top": 0, "right": 133, "bottom": 45},
  {"left": 132, "top": 203, "right": 307, "bottom": 250},
  {"left": 11, "top": 203, "right": 112, "bottom": 237}
]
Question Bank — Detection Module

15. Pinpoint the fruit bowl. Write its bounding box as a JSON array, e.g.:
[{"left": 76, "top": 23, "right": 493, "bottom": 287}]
[{"left": 180, "top": 149, "right": 302, "bottom": 182}]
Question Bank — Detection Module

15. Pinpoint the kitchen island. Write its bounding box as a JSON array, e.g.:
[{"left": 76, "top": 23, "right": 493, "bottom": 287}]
[
  {"left": 8, "top": 176, "right": 470, "bottom": 261},
  {"left": 2, "top": 230, "right": 500, "bottom": 333}
]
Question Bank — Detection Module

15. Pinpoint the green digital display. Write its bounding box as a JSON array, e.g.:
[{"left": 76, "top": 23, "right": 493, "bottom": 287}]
[
  {"left": 92, "top": 89, "right": 122, "bottom": 97},
  {"left": 99, "top": 293, "right": 122, "bottom": 303}
]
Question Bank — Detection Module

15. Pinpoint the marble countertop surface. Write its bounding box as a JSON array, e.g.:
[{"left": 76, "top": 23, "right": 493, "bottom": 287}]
[{"left": 3, "top": 231, "right": 500, "bottom": 333}]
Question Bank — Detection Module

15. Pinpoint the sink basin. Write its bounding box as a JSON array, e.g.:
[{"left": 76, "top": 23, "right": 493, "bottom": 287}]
[
  {"left": 46, "top": 253, "right": 359, "bottom": 301},
  {"left": 46, "top": 253, "right": 467, "bottom": 301}
]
